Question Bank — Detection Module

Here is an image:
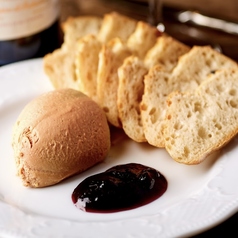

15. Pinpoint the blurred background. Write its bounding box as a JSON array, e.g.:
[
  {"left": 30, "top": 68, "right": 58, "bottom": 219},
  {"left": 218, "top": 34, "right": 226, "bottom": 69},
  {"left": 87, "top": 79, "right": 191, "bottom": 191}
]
[
  {"left": 60, "top": 0, "right": 238, "bottom": 61},
  {"left": 1, "top": 0, "right": 237, "bottom": 65}
]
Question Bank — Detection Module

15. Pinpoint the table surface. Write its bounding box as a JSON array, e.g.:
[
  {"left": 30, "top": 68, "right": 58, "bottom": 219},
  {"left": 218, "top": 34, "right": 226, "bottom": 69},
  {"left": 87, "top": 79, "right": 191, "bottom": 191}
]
[{"left": 60, "top": 1, "right": 238, "bottom": 237}]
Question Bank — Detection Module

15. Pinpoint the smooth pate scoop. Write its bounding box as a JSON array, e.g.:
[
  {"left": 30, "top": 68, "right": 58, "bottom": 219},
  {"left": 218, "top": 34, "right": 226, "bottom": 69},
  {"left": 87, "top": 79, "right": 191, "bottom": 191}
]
[{"left": 12, "top": 88, "right": 111, "bottom": 188}]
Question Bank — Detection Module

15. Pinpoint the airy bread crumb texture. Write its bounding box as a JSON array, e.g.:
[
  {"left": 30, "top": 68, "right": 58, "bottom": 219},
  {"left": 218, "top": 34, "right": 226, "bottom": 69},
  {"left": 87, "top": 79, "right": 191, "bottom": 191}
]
[
  {"left": 141, "top": 45, "right": 238, "bottom": 148},
  {"left": 163, "top": 68, "right": 238, "bottom": 164}
]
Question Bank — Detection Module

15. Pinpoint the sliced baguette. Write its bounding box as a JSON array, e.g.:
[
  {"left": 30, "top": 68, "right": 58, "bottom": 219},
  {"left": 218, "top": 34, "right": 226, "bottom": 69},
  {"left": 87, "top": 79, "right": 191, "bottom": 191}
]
[
  {"left": 117, "top": 55, "right": 148, "bottom": 142},
  {"left": 97, "top": 38, "right": 131, "bottom": 127},
  {"left": 75, "top": 34, "right": 102, "bottom": 102},
  {"left": 126, "top": 21, "right": 159, "bottom": 59},
  {"left": 43, "top": 49, "right": 77, "bottom": 89},
  {"left": 141, "top": 45, "right": 238, "bottom": 148},
  {"left": 144, "top": 35, "right": 190, "bottom": 70},
  {"left": 97, "top": 11, "right": 137, "bottom": 43},
  {"left": 116, "top": 21, "right": 160, "bottom": 141},
  {"left": 117, "top": 34, "right": 189, "bottom": 143},
  {"left": 169, "top": 46, "right": 238, "bottom": 90},
  {"left": 62, "top": 16, "right": 102, "bottom": 50},
  {"left": 163, "top": 68, "right": 238, "bottom": 164},
  {"left": 140, "top": 66, "right": 171, "bottom": 147},
  {"left": 140, "top": 36, "right": 190, "bottom": 147},
  {"left": 43, "top": 16, "right": 102, "bottom": 90}
]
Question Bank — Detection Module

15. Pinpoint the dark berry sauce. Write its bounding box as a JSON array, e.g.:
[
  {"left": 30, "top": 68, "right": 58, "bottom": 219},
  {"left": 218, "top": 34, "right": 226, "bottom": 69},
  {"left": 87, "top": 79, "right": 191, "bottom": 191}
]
[{"left": 72, "top": 163, "right": 167, "bottom": 213}]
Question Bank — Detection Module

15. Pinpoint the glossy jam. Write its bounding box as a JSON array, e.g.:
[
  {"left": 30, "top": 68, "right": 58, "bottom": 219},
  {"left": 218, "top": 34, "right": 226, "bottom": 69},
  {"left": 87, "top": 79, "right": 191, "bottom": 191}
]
[{"left": 72, "top": 163, "right": 167, "bottom": 213}]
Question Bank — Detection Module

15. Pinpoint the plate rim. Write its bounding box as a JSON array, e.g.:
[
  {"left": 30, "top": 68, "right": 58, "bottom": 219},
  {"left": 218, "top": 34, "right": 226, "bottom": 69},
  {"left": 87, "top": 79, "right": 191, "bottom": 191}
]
[{"left": 0, "top": 58, "right": 238, "bottom": 238}]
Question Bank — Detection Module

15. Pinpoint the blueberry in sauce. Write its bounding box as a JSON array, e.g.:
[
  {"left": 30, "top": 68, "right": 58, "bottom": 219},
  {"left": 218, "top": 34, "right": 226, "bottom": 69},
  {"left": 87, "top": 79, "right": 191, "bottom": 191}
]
[{"left": 72, "top": 163, "right": 167, "bottom": 213}]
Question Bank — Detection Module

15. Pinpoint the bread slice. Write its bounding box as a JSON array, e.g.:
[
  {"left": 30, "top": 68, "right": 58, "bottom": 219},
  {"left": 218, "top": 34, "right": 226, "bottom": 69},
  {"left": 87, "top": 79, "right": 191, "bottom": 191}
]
[
  {"left": 97, "top": 12, "right": 137, "bottom": 43},
  {"left": 140, "top": 37, "right": 190, "bottom": 147},
  {"left": 126, "top": 21, "right": 159, "bottom": 59},
  {"left": 62, "top": 16, "right": 102, "bottom": 50},
  {"left": 163, "top": 68, "right": 238, "bottom": 164},
  {"left": 144, "top": 35, "right": 190, "bottom": 70},
  {"left": 141, "top": 45, "right": 238, "bottom": 148},
  {"left": 169, "top": 46, "right": 238, "bottom": 90},
  {"left": 116, "top": 22, "right": 160, "bottom": 141},
  {"left": 43, "top": 16, "right": 102, "bottom": 90},
  {"left": 43, "top": 49, "right": 78, "bottom": 89},
  {"left": 75, "top": 34, "right": 102, "bottom": 102},
  {"left": 140, "top": 66, "right": 170, "bottom": 147},
  {"left": 117, "top": 55, "right": 148, "bottom": 142},
  {"left": 97, "top": 38, "right": 131, "bottom": 127}
]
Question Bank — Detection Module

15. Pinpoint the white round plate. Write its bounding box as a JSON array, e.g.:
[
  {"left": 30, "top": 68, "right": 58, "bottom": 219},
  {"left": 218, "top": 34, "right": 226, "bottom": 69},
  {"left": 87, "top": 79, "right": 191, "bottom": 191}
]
[{"left": 0, "top": 59, "right": 238, "bottom": 238}]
